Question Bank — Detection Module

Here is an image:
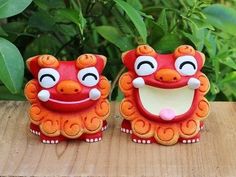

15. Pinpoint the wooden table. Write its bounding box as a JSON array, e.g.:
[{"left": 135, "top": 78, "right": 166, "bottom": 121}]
[{"left": 0, "top": 101, "right": 236, "bottom": 177}]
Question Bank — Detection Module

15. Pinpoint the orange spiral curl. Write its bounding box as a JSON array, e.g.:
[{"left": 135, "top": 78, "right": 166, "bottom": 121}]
[
  {"left": 98, "top": 76, "right": 111, "bottom": 98},
  {"left": 154, "top": 125, "right": 179, "bottom": 145},
  {"left": 24, "top": 79, "right": 39, "bottom": 103},
  {"left": 174, "top": 45, "right": 196, "bottom": 58},
  {"left": 119, "top": 72, "right": 135, "bottom": 96},
  {"left": 179, "top": 119, "right": 199, "bottom": 138},
  {"left": 83, "top": 112, "right": 103, "bottom": 134},
  {"left": 76, "top": 54, "right": 97, "bottom": 69},
  {"left": 40, "top": 117, "right": 60, "bottom": 137},
  {"left": 38, "top": 55, "right": 59, "bottom": 68},
  {"left": 132, "top": 118, "right": 155, "bottom": 138},
  {"left": 61, "top": 117, "right": 83, "bottom": 138},
  {"left": 136, "top": 45, "right": 156, "bottom": 56}
]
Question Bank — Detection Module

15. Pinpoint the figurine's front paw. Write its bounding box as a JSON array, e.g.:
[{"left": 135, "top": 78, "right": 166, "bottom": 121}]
[
  {"left": 40, "top": 133, "right": 65, "bottom": 144},
  {"left": 30, "top": 123, "right": 40, "bottom": 136},
  {"left": 121, "top": 119, "right": 132, "bottom": 134},
  {"left": 79, "top": 131, "right": 103, "bottom": 143},
  {"left": 132, "top": 77, "right": 145, "bottom": 88},
  {"left": 179, "top": 133, "right": 200, "bottom": 144},
  {"left": 131, "top": 134, "right": 155, "bottom": 144},
  {"left": 188, "top": 78, "right": 200, "bottom": 89}
]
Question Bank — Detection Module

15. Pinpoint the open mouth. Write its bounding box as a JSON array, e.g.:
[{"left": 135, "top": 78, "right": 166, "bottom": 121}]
[
  {"left": 138, "top": 85, "right": 195, "bottom": 120},
  {"left": 49, "top": 97, "right": 90, "bottom": 105}
]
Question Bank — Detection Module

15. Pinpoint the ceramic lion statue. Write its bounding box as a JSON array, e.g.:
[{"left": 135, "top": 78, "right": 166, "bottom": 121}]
[
  {"left": 25, "top": 54, "right": 110, "bottom": 144},
  {"left": 119, "top": 45, "right": 210, "bottom": 145}
]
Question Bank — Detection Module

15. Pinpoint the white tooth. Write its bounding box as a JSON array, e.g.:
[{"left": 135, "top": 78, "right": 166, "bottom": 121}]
[
  {"left": 196, "top": 138, "right": 200, "bottom": 142},
  {"left": 147, "top": 140, "right": 151, "bottom": 144},
  {"left": 187, "top": 140, "right": 191, "bottom": 143},
  {"left": 90, "top": 139, "right": 94, "bottom": 143},
  {"left": 46, "top": 140, "right": 50, "bottom": 144},
  {"left": 188, "top": 78, "right": 200, "bottom": 89},
  {"left": 38, "top": 90, "right": 50, "bottom": 102},
  {"left": 133, "top": 139, "right": 137, "bottom": 143},
  {"left": 94, "top": 138, "right": 98, "bottom": 142},
  {"left": 43, "top": 140, "right": 46, "bottom": 143},
  {"left": 51, "top": 140, "right": 54, "bottom": 144},
  {"left": 55, "top": 140, "right": 59, "bottom": 143},
  {"left": 126, "top": 129, "right": 129, "bottom": 133},
  {"left": 130, "top": 130, "right": 132, "bottom": 134},
  {"left": 86, "top": 139, "right": 90, "bottom": 142},
  {"left": 133, "top": 77, "right": 145, "bottom": 88},
  {"left": 98, "top": 137, "right": 102, "bottom": 141},
  {"left": 137, "top": 140, "right": 141, "bottom": 143},
  {"left": 142, "top": 140, "right": 146, "bottom": 144},
  {"left": 183, "top": 140, "right": 187, "bottom": 144},
  {"left": 192, "top": 139, "right": 196, "bottom": 143},
  {"left": 89, "top": 88, "right": 101, "bottom": 100}
]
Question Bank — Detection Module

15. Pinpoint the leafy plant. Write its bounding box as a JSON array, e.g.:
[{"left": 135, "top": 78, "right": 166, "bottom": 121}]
[{"left": 0, "top": 0, "right": 236, "bottom": 101}]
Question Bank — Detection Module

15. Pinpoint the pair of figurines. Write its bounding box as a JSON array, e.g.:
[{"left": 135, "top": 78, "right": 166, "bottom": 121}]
[{"left": 25, "top": 45, "right": 210, "bottom": 146}]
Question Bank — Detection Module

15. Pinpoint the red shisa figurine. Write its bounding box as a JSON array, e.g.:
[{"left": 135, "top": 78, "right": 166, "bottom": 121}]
[
  {"left": 119, "top": 45, "right": 210, "bottom": 145},
  {"left": 25, "top": 54, "right": 110, "bottom": 144}
]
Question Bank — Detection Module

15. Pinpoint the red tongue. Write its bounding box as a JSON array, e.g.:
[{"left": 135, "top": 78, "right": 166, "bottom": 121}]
[{"left": 159, "top": 108, "right": 176, "bottom": 121}]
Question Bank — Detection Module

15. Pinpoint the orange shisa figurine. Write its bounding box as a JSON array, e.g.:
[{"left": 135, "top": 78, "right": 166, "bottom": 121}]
[
  {"left": 25, "top": 54, "right": 110, "bottom": 144},
  {"left": 119, "top": 45, "right": 210, "bottom": 145}
]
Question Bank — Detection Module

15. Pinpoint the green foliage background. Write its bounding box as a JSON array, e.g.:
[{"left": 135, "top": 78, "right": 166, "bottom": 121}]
[{"left": 0, "top": 0, "right": 236, "bottom": 101}]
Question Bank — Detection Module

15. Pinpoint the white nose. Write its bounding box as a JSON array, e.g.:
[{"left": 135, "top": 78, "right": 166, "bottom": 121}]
[{"left": 38, "top": 90, "right": 50, "bottom": 102}]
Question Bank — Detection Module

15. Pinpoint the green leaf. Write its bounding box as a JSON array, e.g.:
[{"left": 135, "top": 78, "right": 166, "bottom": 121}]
[
  {"left": 0, "top": 0, "right": 32, "bottom": 18},
  {"left": 0, "top": 86, "right": 25, "bottom": 100},
  {"left": 95, "top": 26, "right": 134, "bottom": 51},
  {"left": 0, "top": 26, "right": 7, "bottom": 37},
  {"left": 157, "top": 9, "right": 168, "bottom": 32},
  {"left": 33, "top": 0, "right": 65, "bottom": 10},
  {"left": 114, "top": 0, "right": 147, "bottom": 43},
  {"left": 203, "top": 4, "right": 236, "bottom": 36},
  {"left": 154, "top": 34, "right": 183, "bottom": 53},
  {"left": 221, "top": 71, "right": 236, "bottom": 84},
  {"left": 0, "top": 37, "right": 24, "bottom": 93},
  {"left": 28, "top": 10, "right": 55, "bottom": 31},
  {"left": 219, "top": 57, "right": 236, "bottom": 70},
  {"left": 55, "top": 9, "right": 86, "bottom": 35}
]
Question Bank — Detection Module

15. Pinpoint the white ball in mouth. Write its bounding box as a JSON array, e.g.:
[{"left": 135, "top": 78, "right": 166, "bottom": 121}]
[
  {"left": 89, "top": 88, "right": 101, "bottom": 100},
  {"left": 38, "top": 90, "right": 50, "bottom": 102}
]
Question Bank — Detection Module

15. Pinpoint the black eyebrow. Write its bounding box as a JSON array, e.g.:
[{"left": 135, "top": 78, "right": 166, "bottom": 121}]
[
  {"left": 179, "top": 61, "right": 196, "bottom": 69},
  {"left": 137, "top": 61, "right": 154, "bottom": 69},
  {"left": 39, "top": 74, "right": 56, "bottom": 82},
  {"left": 82, "top": 73, "right": 98, "bottom": 81}
]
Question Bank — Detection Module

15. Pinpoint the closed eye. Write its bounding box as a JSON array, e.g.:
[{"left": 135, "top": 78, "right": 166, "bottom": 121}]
[
  {"left": 82, "top": 73, "right": 98, "bottom": 81},
  {"left": 137, "top": 61, "right": 154, "bottom": 69},
  {"left": 39, "top": 74, "right": 56, "bottom": 82},
  {"left": 179, "top": 61, "right": 196, "bottom": 69}
]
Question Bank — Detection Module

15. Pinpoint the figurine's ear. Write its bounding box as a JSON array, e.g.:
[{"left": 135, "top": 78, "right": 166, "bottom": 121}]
[
  {"left": 96, "top": 55, "right": 107, "bottom": 70},
  {"left": 121, "top": 50, "right": 131, "bottom": 63},
  {"left": 26, "top": 55, "right": 59, "bottom": 77},
  {"left": 198, "top": 51, "right": 205, "bottom": 66}
]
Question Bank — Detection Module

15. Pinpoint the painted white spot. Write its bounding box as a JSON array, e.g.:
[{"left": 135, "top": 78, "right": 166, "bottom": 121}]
[{"left": 38, "top": 90, "right": 50, "bottom": 102}]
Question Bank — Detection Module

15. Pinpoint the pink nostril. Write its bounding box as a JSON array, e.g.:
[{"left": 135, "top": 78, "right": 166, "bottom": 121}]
[
  {"left": 60, "top": 89, "right": 64, "bottom": 92},
  {"left": 74, "top": 89, "right": 79, "bottom": 93}
]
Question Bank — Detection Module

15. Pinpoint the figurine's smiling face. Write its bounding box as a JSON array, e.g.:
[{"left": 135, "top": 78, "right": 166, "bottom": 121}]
[
  {"left": 122, "top": 45, "right": 205, "bottom": 122},
  {"left": 27, "top": 54, "right": 106, "bottom": 112}
]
